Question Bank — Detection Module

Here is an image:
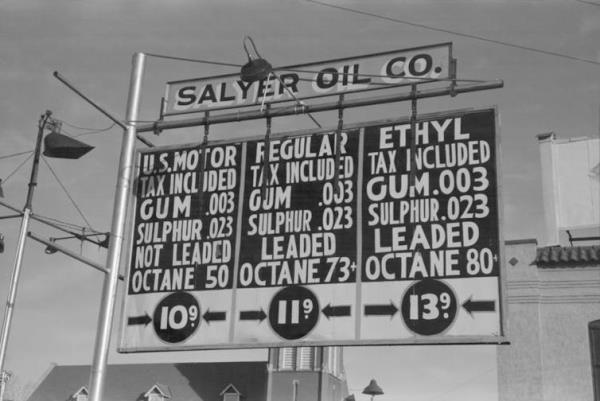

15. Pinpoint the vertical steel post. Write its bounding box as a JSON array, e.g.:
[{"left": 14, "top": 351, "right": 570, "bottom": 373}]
[
  {"left": 88, "top": 52, "right": 145, "bottom": 401},
  {"left": 409, "top": 84, "right": 418, "bottom": 186},
  {"left": 262, "top": 105, "right": 272, "bottom": 200},
  {"left": 0, "top": 111, "right": 52, "bottom": 401}
]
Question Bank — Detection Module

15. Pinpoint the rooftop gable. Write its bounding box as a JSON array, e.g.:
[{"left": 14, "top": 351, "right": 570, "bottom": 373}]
[
  {"left": 144, "top": 384, "right": 171, "bottom": 399},
  {"left": 220, "top": 384, "right": 241, "bottom": 396},
  {"left": 26, "top": 362, "right": 267, "bottom": 401},
  {"left": 73, "top": 387, "right": 88, "bottom": 397}
]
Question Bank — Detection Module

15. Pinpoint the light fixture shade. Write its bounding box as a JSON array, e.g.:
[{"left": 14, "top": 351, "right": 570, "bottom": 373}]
[
  {"left": 44, "top": 244, "right": 58, "bottom": 254},
  {"left": 98, "top": 234, "right": 110, "bottom": 249},
  {"left": 43, "top": 132, "right": 94, "bottom": 159},
  {"left": 362, "top": 379, "right": 384, "bottom": 396},
  {"left": 240, "top": 58, "right": 273, "bottom": 83}
]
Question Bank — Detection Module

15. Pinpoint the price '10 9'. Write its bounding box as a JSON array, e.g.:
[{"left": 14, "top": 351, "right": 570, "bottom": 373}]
[{"left": 160, "top": 304, "right": 199, "bottom": 330}]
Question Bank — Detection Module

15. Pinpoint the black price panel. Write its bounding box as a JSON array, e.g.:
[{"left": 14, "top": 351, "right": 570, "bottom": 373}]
[
  {"left": 237, "top": 131, "right": 360, "bottom": 341},
  {"left": 360, "top": 109, "right": 501, "bottom": 338},
  {"left": 125, "top": 143, "right": 242, "bottom": 345},
  {"left": 238, "top": 131, "right": 360, "bottom": 289}
]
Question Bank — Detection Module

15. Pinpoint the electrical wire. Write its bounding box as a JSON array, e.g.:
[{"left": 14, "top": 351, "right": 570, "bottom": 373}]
[
  {"left": 61, "top": 120, "right": 114, "bottom": 132},
  {"left": 574, "top": 0, "right": 600, "bottom": 6},
  {"left": 73, "top": 123, "right": 116, "bottom": 137},
  {"left": 59, "top": 120, "right": 117, "bottom": 137},
  {"left": 304, "top": 0, "right": 600, "bottom": 67},
  {"left": 148, "top": 53, "right": 488, "bottom": 84},
  {"left": 0, "top": 150, "right": 34, "bottom": 161},
  {"left": 34, "top": 213, "right": 101, "bottom": 233},
  {"left": 42, "top": 156, "right": 94, "bottom": 230},
  {"left": 292, "top": 76, "right": 488, "bottom": 86},
  {"left": 52, "top": 123, "right": 116, "bottom": 139},
  {"left": 146, "top": 52, "right": 242, "bottom": 68},
  {"left": 2, "top": 153, "right": 34, "bottom": 183}
]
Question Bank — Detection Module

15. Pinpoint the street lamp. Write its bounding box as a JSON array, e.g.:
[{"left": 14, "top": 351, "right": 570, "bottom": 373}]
[
  {"left": 362, "top": 379, "right": 384, "bottom": 401},
  {"left": 240, "top": 36, "right": 273, "bottom": 83},
  {"left": 0, "top": 111, "right": 93, "bottom": 401}
]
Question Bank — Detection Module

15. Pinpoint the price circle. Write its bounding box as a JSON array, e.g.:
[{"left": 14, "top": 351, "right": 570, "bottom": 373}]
[
  {"left": 153, "top": 292, "right": 200, "bottom": 343},
  {"left": 400, "top": 279, "right": 457, "bottom": 336},
  {"left": 268, "top": 285, "right": 319, "bottom": 340}
]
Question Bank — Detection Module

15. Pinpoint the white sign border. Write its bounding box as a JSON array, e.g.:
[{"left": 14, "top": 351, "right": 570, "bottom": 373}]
[{"left": 117, "top": 105, "right": 508, "bottom": 353}]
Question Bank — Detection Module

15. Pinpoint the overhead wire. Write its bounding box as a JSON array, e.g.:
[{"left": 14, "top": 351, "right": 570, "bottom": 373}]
[
  {"left": 145, "top": 52, "right": 241, "bottom": 68},
  {"left": 574, "top": 0, "right": 600, "bottom": 6},
  {"left": 147, "top": 52, "right": 489, "bottom": 84},
  {"left": 292, "top": 76, "right": 488, "bottom": 86},
  {"left": 59, "top": 120, "right": 117, "bottom": 137},
  {"left": 34, "top": 213, "right": 102, "bottom": 234},
  {"left": 61, "top": 120, "right": 115, "bottom": 132},
  {"left": 304, "top": 0, "right": 600, "bottom": 67},
  {"left": 42, "top": 156, "right": 94, "bottom": 230},
  {"left": 72, "top": 123, "right": 116, "bottom": 137},
  {"left": 2, "top": 153, "right": 34, "bottom": 183},
  {"left": 0, "top": 150, "right": 34, "bottom": 161}
]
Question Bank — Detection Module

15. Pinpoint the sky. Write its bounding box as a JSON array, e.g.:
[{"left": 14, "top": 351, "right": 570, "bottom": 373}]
[{"left": 0, "top": 0, "right": 598, "bottom": 400}]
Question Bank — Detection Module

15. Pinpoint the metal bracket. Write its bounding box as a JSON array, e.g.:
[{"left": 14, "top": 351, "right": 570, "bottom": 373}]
[
  {"left": 262, "top": 104, "right": 272, "bottom": 200},
  {"left": 449, "top": 58, "right": 458, "bottom": 98},
  {"left": 198, "top": 111, "right": 210, "bottom": 213},
  {"left": 153, "top": 97, "right": 165, "bottom": 136},
  {"left": 409, "top": 84, "right": 418, "bottom": 187},
  {"left": 333, "top": 94, "right": 345, "bottom": 195}
]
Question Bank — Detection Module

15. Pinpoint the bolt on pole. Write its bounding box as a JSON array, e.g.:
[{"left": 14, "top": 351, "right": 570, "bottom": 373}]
[{"left": 87, "top": 52, "right": 145, "bottom": 401}]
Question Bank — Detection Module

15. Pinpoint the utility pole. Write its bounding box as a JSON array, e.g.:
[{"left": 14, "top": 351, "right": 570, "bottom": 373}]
[
  {"left": 0, "top": 110, "right": 93, "bottom": 401},
  {"left": 0, "top": 111, "right": 52, "bottom": 401}
]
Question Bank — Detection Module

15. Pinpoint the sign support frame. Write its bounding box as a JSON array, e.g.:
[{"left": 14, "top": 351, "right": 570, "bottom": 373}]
[
  {"left": 118, "top": 105, "right": 509, "bottom": 352},
  {"left": 88, "top": 52, "right": 146, "bottom": 401},
  {"left": 136, "top": 79, "right": 503, "bottom": 133}
]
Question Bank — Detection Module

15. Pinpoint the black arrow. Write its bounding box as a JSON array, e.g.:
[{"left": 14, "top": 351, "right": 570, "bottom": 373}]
[
  {"left": 322, "top": 304, "right": 351, "bottom": 319},
  {"left": 364, "top": 302, "right": 398, "bottom": 317},
  {"left": 239, "top": 309, "right": 267, "bottom": 322},
  {"left": 462, "top": 297, "right": 496, "bottom": 316},
  {"left": 203, "top": 309, "right": 226, "bottom": 323},
  {"left": 128, "top": 313, "right": 152, "bottom": 326}
]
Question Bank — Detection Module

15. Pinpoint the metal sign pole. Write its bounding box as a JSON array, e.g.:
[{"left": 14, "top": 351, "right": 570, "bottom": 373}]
[{"left": 88, "top": 52, "right": 145, "bottom": 401}]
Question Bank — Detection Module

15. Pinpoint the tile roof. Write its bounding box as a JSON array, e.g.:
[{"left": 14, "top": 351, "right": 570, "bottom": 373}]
[
  {"left": 26, "top": 362, "right": 267, "bottom": 401},
  {"left": 534, "top": 245, "right": 600, "bottom": 267}
]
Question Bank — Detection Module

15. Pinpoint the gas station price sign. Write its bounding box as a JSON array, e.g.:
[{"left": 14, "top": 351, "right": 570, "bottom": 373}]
[{"left": 118, "top": 107, "right": 506, "bottom": 352}]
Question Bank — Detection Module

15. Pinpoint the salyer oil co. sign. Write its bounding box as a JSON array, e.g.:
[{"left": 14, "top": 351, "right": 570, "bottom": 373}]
[{"left": 163, "top": 43, "right": 452, "bottom": 116}]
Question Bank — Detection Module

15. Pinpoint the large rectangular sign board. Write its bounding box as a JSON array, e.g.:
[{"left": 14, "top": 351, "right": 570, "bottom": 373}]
[
  {"left": 119, "top": 107, "right": 505, "bottom": 352},
  {"left": 164, "top": 43, "right": 452, "bottom": 116}
]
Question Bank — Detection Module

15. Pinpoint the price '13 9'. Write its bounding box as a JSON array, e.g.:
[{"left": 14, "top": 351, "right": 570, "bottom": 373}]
[{"left": 401, "top": 279, "right": 457, "bottom": 336}]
